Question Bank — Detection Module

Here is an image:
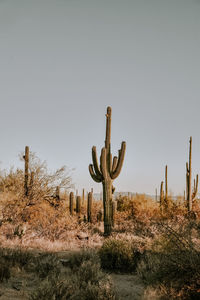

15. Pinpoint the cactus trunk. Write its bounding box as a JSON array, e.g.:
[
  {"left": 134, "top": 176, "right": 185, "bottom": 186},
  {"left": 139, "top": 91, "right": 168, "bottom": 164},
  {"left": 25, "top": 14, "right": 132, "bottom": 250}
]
[
  {"left": 76, "top": 196, "right": 81, "bottom": 216},
  {"left": 160, "top": 181, "right": 164, "bottom": 212},
  {"left": 69, "top": 192, "right": 74, "bottom": 215},
  {"left": 102, "top": 179, "right": 113, "bottom": 235},
  {"left": 87, "top": 191, "right": 93, "bottom": 222},
  {"left": 186, "top": 137, "right": 192, "bottom": 212},
  {"left": 24, "top": 146, "right": 29, "bottom": 197}
]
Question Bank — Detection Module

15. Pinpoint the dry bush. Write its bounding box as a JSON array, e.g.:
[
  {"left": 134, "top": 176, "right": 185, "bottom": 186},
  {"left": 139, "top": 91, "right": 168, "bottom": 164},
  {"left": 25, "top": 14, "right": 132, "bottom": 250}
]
[
  {"left": 137, "top": 220, "right": 200, "bottom": 299},
  {"left": 0, "top": 151, "right": 73, "bottom": 208}
]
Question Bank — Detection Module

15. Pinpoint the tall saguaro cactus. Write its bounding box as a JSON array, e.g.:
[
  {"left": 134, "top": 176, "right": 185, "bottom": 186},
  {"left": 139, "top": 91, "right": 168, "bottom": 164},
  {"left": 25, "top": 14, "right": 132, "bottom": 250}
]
[
  {"left": 160, "top": 181, "right": 164, "bottom": 211},
  {"left": 89, "top": 106, "right": 126, "bottom": 235},
  {"left": 186, "top": 137, "right": 192, "bottom": 211},
  {"left": 165, "top": 165, "right": 168, "bottom": 208},
  {"left": 24, "top": 146, "right": 29, "bottom": 197},
  {"left": 186, "top": 137, "right": 199, "bottom": 212}
]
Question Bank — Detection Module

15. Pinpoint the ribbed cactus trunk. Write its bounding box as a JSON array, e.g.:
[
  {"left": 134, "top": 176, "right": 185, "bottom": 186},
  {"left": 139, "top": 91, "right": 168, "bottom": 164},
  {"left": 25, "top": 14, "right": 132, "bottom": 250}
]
[
  {"left": 102, "top": 179, "right": 113, "bottom": 234},
  {"left": 89, "top": 107, "right": 126, "bottom": 236},
  {"left": 160, "top": 181, "right": 164, "bottom": 211},
  {"left": 87, "top": 191, "right": 93, "bottom": 222},
  {"left": 111, "top": 200, "right": 116, "bottom": 227},
  {"left": 165, "top": 165, "right": 168, "bottom": 209},
  {"left": 82, "top": 188, "right": 85, "bottom": 206},
  {"left": 24, "top": 146, "right": 29, "bottom": 197},
  {"left": 28, "top": 171, "right": 34, "bottom": 204},
  {"left": 69, "top": 192, "right": 74, "bottom": 215},
  {"left": 76, "top": 196, "right": 81, "bottom": 217},
  {"left": 186, "top": 137, "right": 192, "bottom": 212}
]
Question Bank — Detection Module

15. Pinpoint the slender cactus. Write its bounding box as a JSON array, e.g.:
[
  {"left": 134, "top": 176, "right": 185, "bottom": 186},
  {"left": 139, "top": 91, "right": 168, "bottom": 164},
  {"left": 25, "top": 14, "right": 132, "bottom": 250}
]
[
  {"left": 186, "top": 137, "right": 198, "bottom": 212},
  {"left": 89, "top": 106, "right": 126, "bottom": 235},
  {"left": 69, "top": 192, "right": 74, "bottom": 215},
  {"left": 28, "top": 171, "right": 35, "bottom": 204},
  {"left": 82, "top": 188, "right": 85, "bottom": 206},
  {"left": 76, "top": 196, "right": 81, "bottom": 216},
  {"left": 186, "top": 137, "right": 192, "bottom": 211},
  {"left": 165, "top": 165, "right": 168, "bottom": 209},
  {"left": 160, "top": 181, "right": 164, "bottom": 211},
  {"left": 87, "top": 192, "right": 92, "bottom": 222},
  {"left": 24, "top": 146, "right": 29, "bottom": 197}
]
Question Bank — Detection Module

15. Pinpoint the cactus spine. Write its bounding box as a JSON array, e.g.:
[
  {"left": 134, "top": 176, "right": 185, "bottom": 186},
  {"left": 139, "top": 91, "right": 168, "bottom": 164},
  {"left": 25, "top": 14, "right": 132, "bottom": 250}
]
[
  {"left": 87, "top": 192, "right": 93, "bottom": 222},
  {"left": 24, "top": 146, "right": 29, "bottom": 197},
  {"left": 89, "top": 106, "right": 126, "bottom": 235},
  {"left": 69, "top": 192, "right": 74, "bottom": 215}
]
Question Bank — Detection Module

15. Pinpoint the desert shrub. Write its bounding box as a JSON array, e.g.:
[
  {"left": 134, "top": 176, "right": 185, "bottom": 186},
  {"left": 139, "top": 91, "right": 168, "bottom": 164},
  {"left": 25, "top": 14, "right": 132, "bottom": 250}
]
[
  {"left": 137, "top": 224, "right": 200, "bottom": 299},
  {"left": 67, "top": 249, "right": 100, "bottom": 269},
  {"left": 32, "top": 253, "right": 60, "bottom": 278},
  {"left": 99, "top": 238, "right": 141, "bottom": 272},
  {"left": 0, "top": 248, "right": 32, "bottom": 268},
  {"left": 0, "top": 151, "right": 73, "bottom": 218},
  {"left": 0, "top": 258, "right": 10, "bottom": 282},
  {"left": 30, "top": 250, "right": 115, "bottom": 300}
]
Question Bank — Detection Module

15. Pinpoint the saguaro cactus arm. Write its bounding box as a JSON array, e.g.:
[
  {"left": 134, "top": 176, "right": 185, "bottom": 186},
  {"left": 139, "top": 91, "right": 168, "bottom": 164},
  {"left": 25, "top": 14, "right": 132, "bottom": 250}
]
[
  {"left": 100, "top": 148, "right": 108, "bottom": 179},
  {"left": 112, "top": 156, "right": 118, "bottom": 173},
  {"left": 192, "top": 174, "right": 198, "bottom": 200},
  {"left": 89, "top": 164, "right": 102, "bottom": 183},
  {"left": 92, "top": 146, "right": 102, "bottom": 179},
  {"left": 111, "top": 142, "right": 126, "bottom": 179}
]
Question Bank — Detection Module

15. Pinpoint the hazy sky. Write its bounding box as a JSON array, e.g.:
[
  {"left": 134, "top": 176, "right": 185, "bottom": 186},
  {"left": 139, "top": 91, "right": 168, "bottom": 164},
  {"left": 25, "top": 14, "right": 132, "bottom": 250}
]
[{"left": 0, "top": 0, "right": 200, "bottom": 195}]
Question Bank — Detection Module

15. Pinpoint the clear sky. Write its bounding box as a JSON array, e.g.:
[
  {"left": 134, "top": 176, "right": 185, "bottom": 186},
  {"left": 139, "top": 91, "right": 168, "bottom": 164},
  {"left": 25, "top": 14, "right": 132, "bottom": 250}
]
[{"left": 0, "top": 0, "right": 200, "bottom": 195}]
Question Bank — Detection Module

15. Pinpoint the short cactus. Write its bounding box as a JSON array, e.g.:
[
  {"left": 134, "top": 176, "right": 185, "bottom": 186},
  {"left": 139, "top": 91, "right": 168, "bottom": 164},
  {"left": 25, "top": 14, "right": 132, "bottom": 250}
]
[
  {"left": 87, "top": 192, "right": 93, "bottom": 222},
  {"left": 76, "top": 196, "right": 81, "bottom": 216},
  {"left": 69, "top": 192, "right": 74, "bottom": 215},
  {"left": 89, "top": 106, "right": 126, "bottom": 235}
]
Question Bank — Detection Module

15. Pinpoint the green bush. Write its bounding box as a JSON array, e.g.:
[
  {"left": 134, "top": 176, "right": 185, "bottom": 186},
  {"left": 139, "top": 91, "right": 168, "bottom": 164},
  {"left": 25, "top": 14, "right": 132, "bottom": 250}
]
[
  {"left": 67, "top": 249, "right": 99, "bottom": 270},
  {"left": 99, "top": 238, "right": 140, "bottom": 272},
  {"left": 33, "top": 253, "right": 60, "bottom": 279},
  {"left": 30, "top": 249, "right": 116, "bottom": 300}
]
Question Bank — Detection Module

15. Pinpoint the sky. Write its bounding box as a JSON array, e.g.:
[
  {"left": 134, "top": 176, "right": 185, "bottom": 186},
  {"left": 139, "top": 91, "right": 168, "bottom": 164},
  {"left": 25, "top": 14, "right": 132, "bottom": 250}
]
[{"left": 0, "top": 0, "right": 200, "bottom": 195}]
